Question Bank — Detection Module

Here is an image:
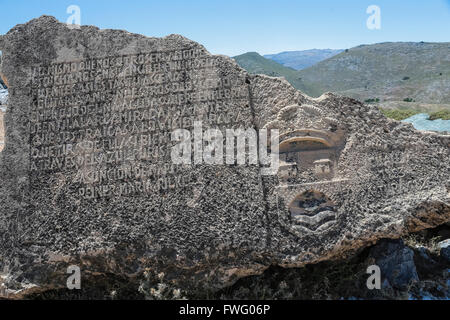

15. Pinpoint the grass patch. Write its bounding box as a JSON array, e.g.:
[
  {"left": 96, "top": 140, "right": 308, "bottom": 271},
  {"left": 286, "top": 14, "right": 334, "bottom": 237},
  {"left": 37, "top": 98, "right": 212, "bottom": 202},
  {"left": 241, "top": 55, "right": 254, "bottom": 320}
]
[
  {"left": 429, "top": 109, "right": 450, "bottom": 120},
  {"left": 379, "top": 108, "right": 421, "bottom": 121},
  {"left": 403, "top": 234, "right": 442, "bottom": 255}
]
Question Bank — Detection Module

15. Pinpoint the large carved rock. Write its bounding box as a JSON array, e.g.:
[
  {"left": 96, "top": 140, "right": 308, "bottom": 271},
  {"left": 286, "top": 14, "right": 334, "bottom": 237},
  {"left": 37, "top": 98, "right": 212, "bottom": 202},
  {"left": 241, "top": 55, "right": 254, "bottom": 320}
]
[{"left": 0, "top": 16, "right": 449, "bottom": 298}]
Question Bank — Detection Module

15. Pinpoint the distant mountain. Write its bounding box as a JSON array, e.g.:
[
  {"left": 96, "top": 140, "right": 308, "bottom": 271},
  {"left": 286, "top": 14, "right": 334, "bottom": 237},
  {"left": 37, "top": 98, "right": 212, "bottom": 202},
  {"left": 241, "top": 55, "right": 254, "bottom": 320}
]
[
  {"left": 233, "top": 52, "right": 306, "bottom": 91},
  {"left": 296, "top": 42, "right": 450, "bottom": 104},
  {"left": 264, "top": 49, "right": 343, "bottom": 70},
  {"left": 234, "top": 43, "right": 450, "bottom": 112}
]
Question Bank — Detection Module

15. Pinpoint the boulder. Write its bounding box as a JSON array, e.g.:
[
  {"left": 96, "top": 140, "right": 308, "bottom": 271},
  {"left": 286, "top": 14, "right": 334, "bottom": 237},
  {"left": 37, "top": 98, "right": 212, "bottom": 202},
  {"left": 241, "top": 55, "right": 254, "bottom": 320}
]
[
  {"left": 0, "top": 16, "right": 449, "bottom": 298},
  {"left": 369, "top": 240, "right": 419, "bottom": 290}
]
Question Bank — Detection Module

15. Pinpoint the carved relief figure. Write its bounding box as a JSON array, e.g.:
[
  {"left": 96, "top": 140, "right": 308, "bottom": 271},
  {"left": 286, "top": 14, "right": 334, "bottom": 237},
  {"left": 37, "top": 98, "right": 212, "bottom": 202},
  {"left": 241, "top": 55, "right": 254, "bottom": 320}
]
[
  {"left": 289, "top": 190, "right": 337, "bottom": 233},
  {"left": 265, "top": 103, "right": 350, "bottom": 235}
]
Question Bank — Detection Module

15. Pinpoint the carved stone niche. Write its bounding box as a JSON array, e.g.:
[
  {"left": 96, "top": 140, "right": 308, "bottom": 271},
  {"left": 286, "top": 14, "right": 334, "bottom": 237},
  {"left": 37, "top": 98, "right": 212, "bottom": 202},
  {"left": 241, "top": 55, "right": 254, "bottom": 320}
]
[{"left": 277, "top": 129, "right": 346, "bottom": 183}]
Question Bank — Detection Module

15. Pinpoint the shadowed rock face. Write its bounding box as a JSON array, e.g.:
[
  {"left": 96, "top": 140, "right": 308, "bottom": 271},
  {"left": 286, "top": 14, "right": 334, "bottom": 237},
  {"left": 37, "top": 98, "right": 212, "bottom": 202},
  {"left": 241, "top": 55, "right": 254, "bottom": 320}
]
[{"left": 0, "top": 16, "right": 449, "bottom": 298}]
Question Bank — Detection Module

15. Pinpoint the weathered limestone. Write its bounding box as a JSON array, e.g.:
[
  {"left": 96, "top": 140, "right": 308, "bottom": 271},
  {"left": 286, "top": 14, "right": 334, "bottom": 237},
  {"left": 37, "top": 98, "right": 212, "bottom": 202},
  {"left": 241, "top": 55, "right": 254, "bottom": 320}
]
[{"left": 0, "top": 16, "right": 449, "bottom": 298}]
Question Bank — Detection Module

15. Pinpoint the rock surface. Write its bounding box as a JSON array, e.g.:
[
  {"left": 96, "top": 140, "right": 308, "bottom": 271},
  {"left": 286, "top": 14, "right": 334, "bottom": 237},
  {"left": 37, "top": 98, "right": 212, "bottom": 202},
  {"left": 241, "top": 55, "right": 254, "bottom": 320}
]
[
  {"left": 439, "top": 239, "right": 450, "bottom": 262},
  {"left": 369, "top": 240, "right": 419, "bottom": 290},
  {"left": 0, "top": 16, "right": 449, "bottom": 298},
  {"left": 209, "top": 237, "right": 450, "bottom": 300}
]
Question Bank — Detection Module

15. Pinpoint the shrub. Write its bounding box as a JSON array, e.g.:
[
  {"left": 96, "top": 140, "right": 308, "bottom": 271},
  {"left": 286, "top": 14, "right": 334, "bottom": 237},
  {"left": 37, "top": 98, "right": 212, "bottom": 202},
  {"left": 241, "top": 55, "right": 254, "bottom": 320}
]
[
  {"left": 380, "top": 108, "right": 420, "bottom": 121},
  {"left": 429, "top": 109, "right": 450, "bottom": 120},
  {"left": 364, "top": 98, "right": 380, "bottom": 104}
]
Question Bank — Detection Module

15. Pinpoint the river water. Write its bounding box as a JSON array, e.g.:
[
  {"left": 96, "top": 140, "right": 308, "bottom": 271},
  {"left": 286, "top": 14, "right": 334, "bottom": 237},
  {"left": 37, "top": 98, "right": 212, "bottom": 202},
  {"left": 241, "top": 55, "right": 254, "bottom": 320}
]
[{"left": 402, "top": 113, "right": 450, "bottom": 133}]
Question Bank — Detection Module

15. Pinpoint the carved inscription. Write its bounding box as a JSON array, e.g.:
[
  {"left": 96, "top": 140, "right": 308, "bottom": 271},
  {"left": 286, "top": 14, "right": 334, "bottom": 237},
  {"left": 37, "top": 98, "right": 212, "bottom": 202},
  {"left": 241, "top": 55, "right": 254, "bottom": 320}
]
[{"left": 28, "top": 49, "right": 252, "bottom": 199}]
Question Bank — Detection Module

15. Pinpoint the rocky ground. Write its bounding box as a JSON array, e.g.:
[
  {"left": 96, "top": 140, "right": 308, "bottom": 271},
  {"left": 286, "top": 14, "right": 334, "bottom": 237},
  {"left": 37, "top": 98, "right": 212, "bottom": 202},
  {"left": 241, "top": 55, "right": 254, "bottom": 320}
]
[
  {"left": 140, "top": 224, "right": 450, "bottom": 300},
  {"left": 17, "top": 224, "right": 449, "bottom": 300}
]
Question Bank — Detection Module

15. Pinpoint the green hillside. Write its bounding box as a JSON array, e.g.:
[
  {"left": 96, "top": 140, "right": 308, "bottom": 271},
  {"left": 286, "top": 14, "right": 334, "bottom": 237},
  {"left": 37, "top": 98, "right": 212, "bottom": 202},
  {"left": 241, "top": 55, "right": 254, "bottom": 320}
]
[
  {"left": 234, "top": 43, "right": 450, "bottom": 115},
  {"left": 297, "top": 42, "right": 450, "bottom": 104}
]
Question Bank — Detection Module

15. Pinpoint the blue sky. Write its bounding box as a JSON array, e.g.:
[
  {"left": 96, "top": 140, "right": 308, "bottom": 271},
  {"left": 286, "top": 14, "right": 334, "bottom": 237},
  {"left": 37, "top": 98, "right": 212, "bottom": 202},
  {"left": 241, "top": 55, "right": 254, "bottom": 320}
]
[{"left": 0, "top": 0, "right": 449, "bottom": 56}]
